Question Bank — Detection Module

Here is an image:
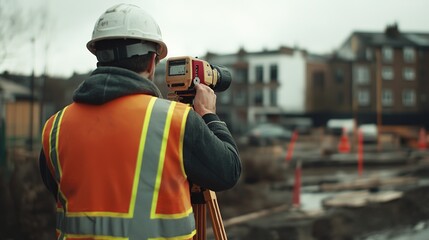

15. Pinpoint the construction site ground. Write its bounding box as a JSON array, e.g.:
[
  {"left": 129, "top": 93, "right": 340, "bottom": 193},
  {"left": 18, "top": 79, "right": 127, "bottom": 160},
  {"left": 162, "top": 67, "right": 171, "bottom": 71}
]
[
  {"left": 214, "top": 129, "right": 429, "bottom": 240},
  {"left": 1, "top": 127, "right": 429, "bottom": 239}
]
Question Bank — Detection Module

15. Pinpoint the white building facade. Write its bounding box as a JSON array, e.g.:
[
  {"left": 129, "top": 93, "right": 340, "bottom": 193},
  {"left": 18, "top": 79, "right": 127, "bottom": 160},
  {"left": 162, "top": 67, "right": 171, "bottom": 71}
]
[{"left": 205, "top": 47, "right": 307, "bottom": 134}]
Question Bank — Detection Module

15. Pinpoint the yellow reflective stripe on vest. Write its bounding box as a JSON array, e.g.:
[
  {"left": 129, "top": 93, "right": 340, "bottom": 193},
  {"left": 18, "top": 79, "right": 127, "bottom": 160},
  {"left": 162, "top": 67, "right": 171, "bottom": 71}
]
[
  {"left": 128, "top": 98, "right": 194, "bottom": 239},
  {"left": 64, "top": 235, "right": 128, "bottom": 240},
  {"left": 129, "top": 96, "right": 157, "bottom": 218},
  {"left": 48, "top": 107, "right": 69, "bottom": 239},
  {"left": 49, "top": 107, "right": 68, "bottom": 183},
  {"left": 151, "top": 101, "right": 175, "bottom": 218},
  {"left": 52, "top": 98, "right": 194, "bottom": 240}
]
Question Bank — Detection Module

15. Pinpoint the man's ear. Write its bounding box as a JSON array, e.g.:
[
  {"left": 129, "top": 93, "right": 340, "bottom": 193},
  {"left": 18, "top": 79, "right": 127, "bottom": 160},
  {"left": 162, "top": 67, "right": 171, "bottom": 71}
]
[{"left": 147, "top": 53, "right": 157, "bottom": 75}]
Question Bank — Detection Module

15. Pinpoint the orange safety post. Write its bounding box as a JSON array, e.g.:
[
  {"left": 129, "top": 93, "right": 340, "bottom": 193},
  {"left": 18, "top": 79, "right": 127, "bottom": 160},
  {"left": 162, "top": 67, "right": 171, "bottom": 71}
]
[
  {"left": 292, "top": 160, "right": 302, "bottom": 208},
  {"left": 338, "top": 127, "right": 351, "bottom": 153},
  {"left": 357, "top": 129, "right": 364, "bottom": 176},
  {"left": 285, "top": 130, "right": 299, "bottom": 161}
]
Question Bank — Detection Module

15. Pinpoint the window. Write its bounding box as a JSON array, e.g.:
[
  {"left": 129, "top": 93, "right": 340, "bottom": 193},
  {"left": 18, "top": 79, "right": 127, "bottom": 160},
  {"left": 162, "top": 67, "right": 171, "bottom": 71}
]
[
  {"left": 382, "top": 66, "right": 394, "bottom": 80},
  {"left": 234, "top": 69, "right": 248, "bottom": 83},
  {"left": 234, "top": 90, "right": 246, "bottom": 106},
  {"left": 365, "top": 48, "right": 373, "bottom": 60},
  {"left": 254, "top": 89, "right": 263, "bottom": 105},
  {"left": 255, "top": 65, "right": 264, "bottom": 83},
  {"left": 358, "top": 90, "right": 370, "bottom": 106},
  {"left": 270, "top": 89, "right": 277, "bottom": 106},
  {"left": 354, "top": 66, "right": 370, "bottom": 84},
  {"left": 403, "top": 47, "right": 415, "bottom": 63},
  {"left": 382, "top": 89, "right": 393, "bottom": 106},
  {"left": 269, "top": 64, "right": 278, "bottom": 82},
  {"left": 403, "top": 67, "right": 415, "bottom": 80},
  {"left": 335, "top": 68, "right": 344, "bottom": 84},
  {"left": 337, "top": 92, "right": 344, "bottom": 104},
  {"left": 218, "top": 92, "right": 231, "bottom": 104},
  {"left": 402, "top": 89, "right": 416, "bottom": 106},
  {"left": 382, "top": 47, "right": 394, "bottom": 62},
  {"left": 313, "top": 71, "right": 325, "bottom": 88},
  {"left": 419, "top": 49, "right": 425, "bottom": 59}
]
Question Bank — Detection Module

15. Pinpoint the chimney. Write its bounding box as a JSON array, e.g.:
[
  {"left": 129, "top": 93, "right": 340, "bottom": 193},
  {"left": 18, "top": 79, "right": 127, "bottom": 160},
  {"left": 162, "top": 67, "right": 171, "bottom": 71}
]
[
  {"left": 385, "top": 23, "right": 400, "bottom": 38},
  {"left": 237, "top": 47, "right": 247, "bottom": 56}
]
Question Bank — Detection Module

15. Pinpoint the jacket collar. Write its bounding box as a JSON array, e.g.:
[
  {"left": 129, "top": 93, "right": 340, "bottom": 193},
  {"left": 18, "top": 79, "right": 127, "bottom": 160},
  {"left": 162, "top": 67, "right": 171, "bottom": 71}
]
[{"left": 73, "top": 66, "right": 163, "bottom": 105}]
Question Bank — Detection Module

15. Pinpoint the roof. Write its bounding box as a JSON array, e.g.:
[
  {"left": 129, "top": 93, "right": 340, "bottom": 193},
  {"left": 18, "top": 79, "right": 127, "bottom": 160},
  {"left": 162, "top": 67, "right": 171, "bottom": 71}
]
[
  {"left": 353, "top": 31, "right": 429, "bottom": 48},
  {"left": 0, "top": 77, "right": 31, "bottom": 100},
  {"left": 205, "top": 46, "right": 305, "bottom": 59},
  {"left": 306, "top": 53, "right": 332, "bottom": 62}
]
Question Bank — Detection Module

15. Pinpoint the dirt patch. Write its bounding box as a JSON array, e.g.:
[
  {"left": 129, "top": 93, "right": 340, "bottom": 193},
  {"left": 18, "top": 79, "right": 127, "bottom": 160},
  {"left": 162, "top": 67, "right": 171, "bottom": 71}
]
[
  {"left": 3, "top": 144, "right": 429, "bottom": 240},
  {"left": 0, "top": 151, "right": 56, "bottom": 240},
  {"left": 215, "top": 144, "right": 429, "bottom": 240},
  {"left": 312, "top": 186, "right": 429, "bottom": 240},
  {"left": 216, "top": 144, "right": 291, "bottom": 219}
]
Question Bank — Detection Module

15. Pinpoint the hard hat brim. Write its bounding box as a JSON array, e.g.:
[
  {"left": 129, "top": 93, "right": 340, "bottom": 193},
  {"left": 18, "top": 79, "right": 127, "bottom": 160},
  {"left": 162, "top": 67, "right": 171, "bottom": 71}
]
[{"left": 87, "top": 37, "right": 167, "bottom": 60}]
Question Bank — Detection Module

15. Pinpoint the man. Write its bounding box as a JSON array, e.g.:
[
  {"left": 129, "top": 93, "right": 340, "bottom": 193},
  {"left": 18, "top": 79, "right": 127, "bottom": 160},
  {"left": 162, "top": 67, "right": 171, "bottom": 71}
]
[{"left": 39, "top": 4, "right": 241, "bottom": 239}]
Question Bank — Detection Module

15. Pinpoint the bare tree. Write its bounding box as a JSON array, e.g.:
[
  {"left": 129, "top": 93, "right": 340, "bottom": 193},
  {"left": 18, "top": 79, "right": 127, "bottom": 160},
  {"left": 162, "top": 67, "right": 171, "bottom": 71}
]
[
  {"left": 0, "top": 0, "right": 50, "bottom": 70},
  {"left": 0, "top": 1, "right": 26, "bottom": 65}
]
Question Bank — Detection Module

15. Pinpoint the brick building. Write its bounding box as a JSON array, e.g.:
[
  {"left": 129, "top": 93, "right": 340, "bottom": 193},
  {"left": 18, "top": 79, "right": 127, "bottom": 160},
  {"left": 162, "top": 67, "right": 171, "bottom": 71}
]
[{"left": 307, "top": 24, "right": 429, "bottom": 127}]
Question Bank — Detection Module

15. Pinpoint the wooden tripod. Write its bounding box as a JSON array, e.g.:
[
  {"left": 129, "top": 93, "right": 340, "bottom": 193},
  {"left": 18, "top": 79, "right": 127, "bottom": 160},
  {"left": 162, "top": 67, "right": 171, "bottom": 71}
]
[{"left": 191, "top": 185, "right": 227, "bottom": 240}]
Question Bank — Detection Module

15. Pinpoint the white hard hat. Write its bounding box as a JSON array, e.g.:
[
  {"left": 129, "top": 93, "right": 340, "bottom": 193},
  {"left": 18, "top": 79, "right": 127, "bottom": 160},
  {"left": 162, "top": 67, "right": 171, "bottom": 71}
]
[{"left": 87, "top": 4, "right": 168, "bottom": 59}]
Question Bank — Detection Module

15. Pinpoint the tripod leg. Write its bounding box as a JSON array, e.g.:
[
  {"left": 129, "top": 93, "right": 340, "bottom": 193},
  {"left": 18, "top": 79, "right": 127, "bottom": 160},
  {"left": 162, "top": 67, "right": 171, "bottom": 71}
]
[
  {"left": 192, "top": 203, "right": 206, "bottom": 240},
  {"left": 204, "top": 190, "right": 227, "bottom": 240}
]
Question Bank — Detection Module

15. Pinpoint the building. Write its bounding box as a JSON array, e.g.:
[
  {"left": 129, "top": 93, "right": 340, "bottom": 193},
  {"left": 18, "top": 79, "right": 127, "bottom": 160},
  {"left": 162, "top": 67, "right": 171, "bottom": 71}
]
[
  {"left": 0, "top": 71, "right": 87, "bottom": 159},
  {"left": 307, "top": 24, "right": 429, "bottom": 127},
  {"left": 306, "top": 55, "right": 353, "bottom": 114},
  {"left": 154, "top": 47, "right": 308, "bottom": 135},
  {"left": 205, "top": 47, "right": 307, "bottom": 134},
  {"left": 305, "top": 54, "right": 355, "bottom": 126},
  {"left": 0, "top": 76, "right": 39, "bottom": 154}
]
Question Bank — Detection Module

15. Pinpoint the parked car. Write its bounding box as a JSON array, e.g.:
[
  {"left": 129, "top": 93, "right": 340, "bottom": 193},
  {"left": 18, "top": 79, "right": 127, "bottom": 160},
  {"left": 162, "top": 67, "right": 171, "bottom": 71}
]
[
  {"left": 243, "top": 123, "right": 293, "bottom": 146},
  {"left": 326, "top": 119, "right": 378, "bottom": 143},
  {"left": 282, "top": 117, "right": 313, "bottom": 135},
  {"left": 326, "top": 119, "right": 354, "bottom": 136},
  {"left": 358, "top": 124, "right": 378, "bottom": 143}
]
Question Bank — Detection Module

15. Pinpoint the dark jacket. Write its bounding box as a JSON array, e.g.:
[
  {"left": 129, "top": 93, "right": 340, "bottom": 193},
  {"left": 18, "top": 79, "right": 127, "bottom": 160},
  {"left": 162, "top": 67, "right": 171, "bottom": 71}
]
[{"left": 39, "top": 67, "right": 241, "bottom": 199}]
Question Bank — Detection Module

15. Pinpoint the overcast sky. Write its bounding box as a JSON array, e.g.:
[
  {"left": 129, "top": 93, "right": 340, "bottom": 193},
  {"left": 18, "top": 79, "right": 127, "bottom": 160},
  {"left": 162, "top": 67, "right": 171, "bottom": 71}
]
[{"left": 1, "top": 0, "right": 429, "bottom": 77}]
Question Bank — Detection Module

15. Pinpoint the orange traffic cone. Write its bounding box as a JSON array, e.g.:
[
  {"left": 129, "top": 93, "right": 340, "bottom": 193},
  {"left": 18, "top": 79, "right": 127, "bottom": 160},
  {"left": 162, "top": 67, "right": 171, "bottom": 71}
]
[
  {"left": 338, "top": 127, "right": 351, "bottom": 153},
  {"left": 418, "top": 128, "right": 427, "bottom": 150},
  {"left": 285, "top": 131, "right": 299, "bottom": 161}
]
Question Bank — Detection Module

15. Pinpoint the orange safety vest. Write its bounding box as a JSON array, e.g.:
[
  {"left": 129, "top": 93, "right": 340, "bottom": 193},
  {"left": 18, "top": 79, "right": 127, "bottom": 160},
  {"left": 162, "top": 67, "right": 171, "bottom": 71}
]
[{"left": 42, "top": 94, "right": 195, "bottom": 240}]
